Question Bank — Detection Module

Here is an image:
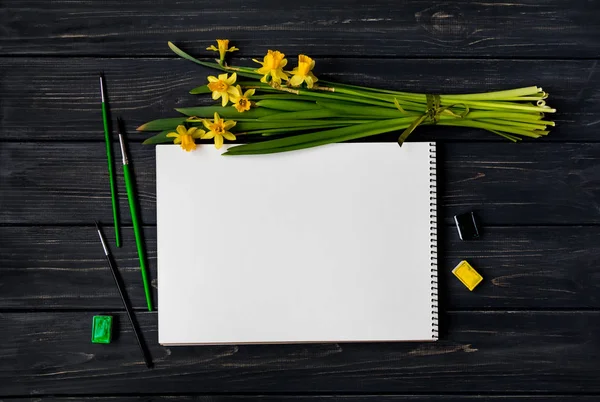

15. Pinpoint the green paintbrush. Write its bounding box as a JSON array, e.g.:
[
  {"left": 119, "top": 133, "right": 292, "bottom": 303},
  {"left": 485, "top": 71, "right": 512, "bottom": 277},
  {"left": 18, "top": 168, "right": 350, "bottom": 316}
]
[
  {"left": 99, "top": 73, "right": 121, "bottom": 247},
  {"left": 117, "top": 117, "right": 154, "bottom": 311}
]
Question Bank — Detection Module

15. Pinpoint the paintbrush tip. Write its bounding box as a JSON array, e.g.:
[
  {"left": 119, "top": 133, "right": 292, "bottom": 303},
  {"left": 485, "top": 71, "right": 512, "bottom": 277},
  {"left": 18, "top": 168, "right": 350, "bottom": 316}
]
[{"left": 99, "top": 75, "right": 106, "bottom": 101}]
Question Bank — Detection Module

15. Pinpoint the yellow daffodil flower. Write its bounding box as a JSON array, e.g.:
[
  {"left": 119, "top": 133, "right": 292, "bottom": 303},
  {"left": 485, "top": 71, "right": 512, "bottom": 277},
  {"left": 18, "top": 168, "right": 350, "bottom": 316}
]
[
  {"left": 207, "top": 72, "right": 238, "bottom": 107},
  {"left": 166, "top": 125, "right": 205, "bottom": 152},
  {"left": 230, "top": 85, "right": 255, "bottom": 113},
  {"left": 201, "top": 112, "right": 237, "bottom": 149},
  {"left": 206, "top": 39, "right": 239, "bottom": 65},
  {"left": 289, "top": 54, "right": 318, "bottom": 89},
  {"left": 253, "top": 50, "right": 289, "bottom": 86}
]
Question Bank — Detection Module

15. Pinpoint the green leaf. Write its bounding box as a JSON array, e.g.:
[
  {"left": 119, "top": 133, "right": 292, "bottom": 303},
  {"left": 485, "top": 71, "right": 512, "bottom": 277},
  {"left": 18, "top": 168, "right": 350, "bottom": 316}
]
[
  {"left": 258, "top": 109, "right": 342, "bottom": 121},
  {"left": 251, "top": 94, "right": 319, "bottom": 102},
  {"left": 224, "top": 117, "right": 416, "bottom": 155},
  {"left": 253, "top": 124, "right": 353, "bottom": 136},
  {"left": 397, "top": 114, "right": 427, "bottom": 146},
  {"left": 189, "top": 85, "right": 211, "bottom": 95},
  {"left": 317, "top": 100, "right": 419, "bottom": 119},
  {"left": 486, "top": 129, "right": 521, "bottom": 142},
  {"left": 142, "top": 130, "right": 173, "bottom": 145},
  {"left": 137, "top": 117, "right": 187, "bottom": 131},
  {"left": 167, "top": 42, "right": 261, "bottom": 80},
  {"left": 234, "top": 119, "right": 364, "bottom": 132},
  {"left": 255, "top": 100, "right": 320, "bottom": 112},
  {"left": 175, "top": 106, "right": 275, "bottom": 119},
  {"left": 168, "top": 42, "right": 219, "bottom": 69},
  {"left": 236, "top": 81, "right": 273, "bottom": 89}
]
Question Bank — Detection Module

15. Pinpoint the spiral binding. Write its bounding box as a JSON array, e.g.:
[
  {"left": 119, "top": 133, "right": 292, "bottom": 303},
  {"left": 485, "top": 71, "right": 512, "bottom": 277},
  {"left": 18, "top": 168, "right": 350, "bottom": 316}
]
[{"left": 429, "top": 142, "right": 439, "bottom": 340}]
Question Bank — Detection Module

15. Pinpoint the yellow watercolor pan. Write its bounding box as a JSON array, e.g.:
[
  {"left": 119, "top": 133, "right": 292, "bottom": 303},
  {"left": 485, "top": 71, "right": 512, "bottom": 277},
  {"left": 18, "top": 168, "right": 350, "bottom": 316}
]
[{"left": 452, "top": 260, "right": 483, "bottom": 291}]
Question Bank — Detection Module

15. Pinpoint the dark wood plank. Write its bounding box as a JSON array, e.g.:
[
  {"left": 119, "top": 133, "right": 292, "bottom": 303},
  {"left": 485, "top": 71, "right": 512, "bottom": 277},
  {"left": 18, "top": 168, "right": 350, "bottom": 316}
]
[
  {"left": 2, "top": 225, "right": 599, "bottom": 310},
  {"left": 2, "top": 397, "right": 599, "bottom": 401},
  {"left": 0, "top": 57, "right": 597, "bottom": 142},
  {"left": 1, "top": 311, "right": 599, "bottom": 395},
  {"left": 2, "top": 142, "right": 600, "bottom": 225},
  {"left": 2, "top": 0, "right": 600, "bottom": 57},
  {"left": 0, "top": 226, "right": 158, "bottom": 311}
]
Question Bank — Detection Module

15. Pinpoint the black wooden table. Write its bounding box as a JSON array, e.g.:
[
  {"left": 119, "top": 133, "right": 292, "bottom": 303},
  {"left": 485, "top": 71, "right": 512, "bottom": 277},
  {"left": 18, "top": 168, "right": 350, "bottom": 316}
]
[{"left": 2, "top": 1, "right": 600, "bottom": 400}]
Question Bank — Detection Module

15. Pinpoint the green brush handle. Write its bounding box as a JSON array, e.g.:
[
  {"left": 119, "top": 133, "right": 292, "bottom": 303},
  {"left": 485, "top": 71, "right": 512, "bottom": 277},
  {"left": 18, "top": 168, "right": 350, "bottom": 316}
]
[
  {"left": 102, "top": 102, "right": 121, "bottom": 248},
  {"left": 123, "top": 164, "right": 153, "bottom": 311}
]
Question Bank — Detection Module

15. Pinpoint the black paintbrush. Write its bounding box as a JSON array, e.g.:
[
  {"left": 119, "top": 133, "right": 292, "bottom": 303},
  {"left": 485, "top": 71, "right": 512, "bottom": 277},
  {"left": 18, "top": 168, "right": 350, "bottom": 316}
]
[{"left": 94, "top": 220, "right": 153, "bottom": 368}]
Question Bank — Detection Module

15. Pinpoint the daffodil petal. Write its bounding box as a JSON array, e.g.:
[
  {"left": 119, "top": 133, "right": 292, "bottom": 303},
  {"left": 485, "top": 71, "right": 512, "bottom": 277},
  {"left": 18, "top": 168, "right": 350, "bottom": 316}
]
[
  {"left": 173, "top": 137, "right": 182, "bottom": 144},
  {"left": 192, "top": 129, "right": 205, "bottom": 139},
  {"left": 207, "top": 76, "right": 218, "bottom": 83},
  {"left": 223, "top": 132, "right": 236, "bottom": 141},
  {"left": 305, "top": 75, "right": 314, "bottom": 88},
  {"left": 212, "top": 91, "right": 220, "bottom": 100},
  {"left": 227, "top": 72, "right": 237, "bottom": 84},
  {"left": 221, "top": 94, "right": 229, "bottom": 107},
  {"left": 166, "top": 132, "right": 178, "bottom": 138},
  {"left": 224, "top": 120, "right": 237, "bottom": 130},
  {"left": 245, "top": 88, "right": 256, "bottom": 97},
  {"left": 202, "top": 119, "right": 212, "bottom": 130},
  {"left": 176, "top": 125, "right": 188, "bottom": 135},
  {"left": 218, "top": 73, "right": 228, "bottom": 81},
  {"left": 289, "top": 75, "right": 304, "bottom": 87},
  {"left": 214, "top": 135, "right": 224, "bottom": 149},
  {"left": 207, "top": 45, "right": 218, "bottom": 51},
  {"left": 256, "top": 66, "right": 270, "bottom": 75},
  {"left": 202, "top": 131, "right": 215, "bottom": 139}
]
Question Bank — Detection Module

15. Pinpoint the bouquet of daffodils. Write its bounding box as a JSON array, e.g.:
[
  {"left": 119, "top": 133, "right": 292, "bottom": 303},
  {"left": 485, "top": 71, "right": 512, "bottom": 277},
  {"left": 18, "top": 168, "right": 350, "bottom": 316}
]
[{"left": 139, "top": 40, "right": 556, "bottom": 155}]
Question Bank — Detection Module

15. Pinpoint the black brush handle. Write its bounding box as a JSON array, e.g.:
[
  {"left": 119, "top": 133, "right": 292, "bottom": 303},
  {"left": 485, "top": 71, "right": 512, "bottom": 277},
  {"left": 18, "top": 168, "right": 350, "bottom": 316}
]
[
  {"left": 105, "top": 252, "right": 153, "bottom": 368},
  {"left": 95, "top": 221, "right": 153, "bottom": 368}
]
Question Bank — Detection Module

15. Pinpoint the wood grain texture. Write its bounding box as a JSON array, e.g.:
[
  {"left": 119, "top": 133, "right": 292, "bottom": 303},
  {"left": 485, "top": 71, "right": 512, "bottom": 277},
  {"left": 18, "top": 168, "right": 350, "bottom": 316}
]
[
  {"left": 1, "top": 311, "right": 599, "bottom": 395},
  {"left": 2, "top": 142, "right": 600, "bottom": 225},
  {"left": 0, "top": 57, "right": 597, "bottom": 142},
  {"left": 2, "top": 0, "right": 600, "bottom": 58},
  {"left": 1, "top": 225, "right": 599, "bottom": 310},
  {"left": 2, "top": 0, "right": 600, "bottom": 399},
  {"left": 2, "top": 397, "right": 599, "bottom": 401}
]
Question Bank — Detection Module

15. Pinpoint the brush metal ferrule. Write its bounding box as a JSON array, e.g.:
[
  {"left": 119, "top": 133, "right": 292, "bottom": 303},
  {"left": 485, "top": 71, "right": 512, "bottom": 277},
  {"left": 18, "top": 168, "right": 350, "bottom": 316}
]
[
  {"left": 99, "top": 75, "right": 106, "bottom": 103},
  {"left": 94, "top": 221, "right": 109, "bottom": 256},
  {"left": 118, "top": 133, "right": 129, "bottom": 165}
]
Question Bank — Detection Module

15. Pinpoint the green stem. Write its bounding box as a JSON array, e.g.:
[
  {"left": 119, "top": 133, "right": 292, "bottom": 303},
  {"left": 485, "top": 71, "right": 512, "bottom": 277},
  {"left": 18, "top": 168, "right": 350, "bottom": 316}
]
[
  {"left": 321, "top": 80, "right": 543, "bottom": 101},
  {"left": 437, "top": 119, "right": 546, "bottom": 138},
  {"left": 168, "top": 42, "right": 259, "bottom": 79},
  {"left": 475, "top": 118, "right": 549, "bottom": 130}
]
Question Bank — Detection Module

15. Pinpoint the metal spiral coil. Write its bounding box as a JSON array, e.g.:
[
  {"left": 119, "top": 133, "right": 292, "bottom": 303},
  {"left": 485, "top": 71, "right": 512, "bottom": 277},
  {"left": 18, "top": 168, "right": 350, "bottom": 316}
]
[{"left": 429, "top": 142, "right": 439, "bottom": 340}]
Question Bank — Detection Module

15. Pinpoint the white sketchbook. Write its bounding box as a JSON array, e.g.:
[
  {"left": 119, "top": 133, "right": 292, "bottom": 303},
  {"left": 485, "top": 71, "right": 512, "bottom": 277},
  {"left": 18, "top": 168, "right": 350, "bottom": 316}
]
[{"left": 156, "top": 143, "right": 438, "bottom": 345}]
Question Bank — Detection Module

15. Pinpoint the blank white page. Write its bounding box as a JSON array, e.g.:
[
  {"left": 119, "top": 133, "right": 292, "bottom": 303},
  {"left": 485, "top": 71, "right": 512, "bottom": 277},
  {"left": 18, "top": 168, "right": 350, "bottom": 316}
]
[{"left": 156, "top": 142, "right": 437, "bottom": 345}]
